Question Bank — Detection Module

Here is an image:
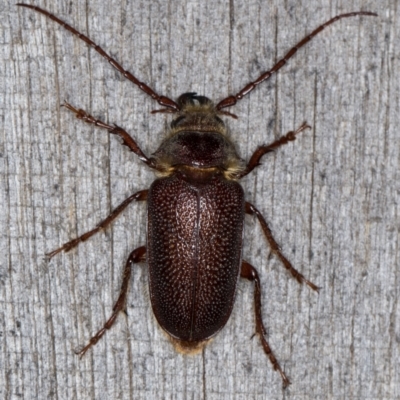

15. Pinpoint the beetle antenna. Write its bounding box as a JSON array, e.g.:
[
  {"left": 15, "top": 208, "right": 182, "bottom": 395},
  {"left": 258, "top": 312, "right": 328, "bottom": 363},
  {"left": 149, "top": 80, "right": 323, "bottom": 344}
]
[
  {"left": 216, "top": 11, "right": 377, "bottom": 110},
  {"left": 17, "top": 3, "right": 180, "bottom": 111}
]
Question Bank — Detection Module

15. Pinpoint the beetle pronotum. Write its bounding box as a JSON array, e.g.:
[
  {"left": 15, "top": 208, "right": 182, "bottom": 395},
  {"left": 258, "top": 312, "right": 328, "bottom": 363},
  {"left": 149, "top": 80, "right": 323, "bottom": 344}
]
[{"left": 18, "top": 4, "right": 376, "bottom": 387}]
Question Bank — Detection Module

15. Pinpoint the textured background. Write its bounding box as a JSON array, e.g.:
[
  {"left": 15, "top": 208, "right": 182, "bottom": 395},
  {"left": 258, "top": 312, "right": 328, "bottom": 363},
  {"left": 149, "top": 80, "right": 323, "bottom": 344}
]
[{"left": 2, "top": 0, "right": 399, "bottom": 399}]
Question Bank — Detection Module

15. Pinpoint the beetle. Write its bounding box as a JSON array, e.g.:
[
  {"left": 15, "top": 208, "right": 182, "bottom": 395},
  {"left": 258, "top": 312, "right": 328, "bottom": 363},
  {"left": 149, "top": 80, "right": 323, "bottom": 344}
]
[{"left": 18, "top": 4, "right": 377, "bottom": 387}]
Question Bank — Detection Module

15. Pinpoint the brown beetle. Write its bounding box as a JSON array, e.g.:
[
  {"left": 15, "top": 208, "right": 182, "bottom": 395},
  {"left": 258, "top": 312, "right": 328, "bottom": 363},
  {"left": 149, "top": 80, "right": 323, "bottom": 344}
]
[{"left": 17, "top": 4, "right": 377, "bottom": 387}]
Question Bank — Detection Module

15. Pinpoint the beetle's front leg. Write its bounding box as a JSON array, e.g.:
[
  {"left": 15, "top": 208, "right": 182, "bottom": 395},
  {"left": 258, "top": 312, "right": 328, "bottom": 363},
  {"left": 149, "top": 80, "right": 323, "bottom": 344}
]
[
  {"left": 62, "top": 102, "right": 162, "bottom": 170},
  {"left": 76, "top": 246, "right": 146, "bottom": 357},
  {"left": 245, "top": 202, "right": 319, "bottom": 292},
  {"left": 47, "top": 190, "right": 148, "bottom": 259},
  {"left": 241, "top": 260, "right": 290, "bottom": 388},
  {"left": 237, "top": 122, "right": 311, "bottom": 178}
]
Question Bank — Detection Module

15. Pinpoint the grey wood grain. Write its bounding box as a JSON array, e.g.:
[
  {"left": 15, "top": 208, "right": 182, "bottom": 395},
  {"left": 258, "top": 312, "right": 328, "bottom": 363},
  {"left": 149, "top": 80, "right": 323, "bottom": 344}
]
[{"left": 2, "top": 0, "right": 399, "bottom": 399}]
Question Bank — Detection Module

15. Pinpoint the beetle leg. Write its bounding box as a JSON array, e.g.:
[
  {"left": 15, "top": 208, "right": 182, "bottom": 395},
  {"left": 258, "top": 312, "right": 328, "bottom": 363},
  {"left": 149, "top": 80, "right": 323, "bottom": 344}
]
[
  {"left": 245, "top": 202, "right": 320, "bottom": 292},
  {"left": 76, "top": 246, "right": 146, "bottom": 358},
  {"left": 47, "top": 190, "right": 148, "bottom": 259},
  {"left": 237, "top": 122, "right": 311, "bottom": 178},
  {"left": 62, "top": 102, "right": 162, "bottom": 170},
  {"left": 241, "top": 260, "right": 291, "bottom": 388}
]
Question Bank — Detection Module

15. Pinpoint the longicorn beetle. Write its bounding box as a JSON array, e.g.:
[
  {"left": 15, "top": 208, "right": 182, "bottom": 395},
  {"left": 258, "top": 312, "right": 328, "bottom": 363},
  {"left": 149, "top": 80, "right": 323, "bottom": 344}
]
[{"left": 17, "top": 4, "right": 377, "bottom": 387}]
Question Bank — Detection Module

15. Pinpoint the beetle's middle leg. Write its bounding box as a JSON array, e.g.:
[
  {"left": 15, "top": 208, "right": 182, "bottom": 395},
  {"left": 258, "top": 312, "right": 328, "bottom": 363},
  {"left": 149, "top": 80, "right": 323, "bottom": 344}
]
[
  {"left": 76, "top": 246, "right": 146, "bottom": 357},
  {"left": 245, "top": 202, "right": 319, "bottom": 292},
  {"left": 47, "top": 190, "right": 148, "bottom": 259},
  {"left": 241, "top": 260, "right": 290, "bottom": 388}
]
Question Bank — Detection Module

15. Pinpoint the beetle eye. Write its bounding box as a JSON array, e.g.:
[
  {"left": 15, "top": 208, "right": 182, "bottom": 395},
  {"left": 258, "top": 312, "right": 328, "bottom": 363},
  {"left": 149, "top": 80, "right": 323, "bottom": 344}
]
[
  {"left": 214, "top": 116, "right": 223, "bottom": 125},
  {"left": 177, "top": 93, "right": 197, "bottom": 106},
  {"left": 171, "top": 116, "right": 186, "bottom": 128}
]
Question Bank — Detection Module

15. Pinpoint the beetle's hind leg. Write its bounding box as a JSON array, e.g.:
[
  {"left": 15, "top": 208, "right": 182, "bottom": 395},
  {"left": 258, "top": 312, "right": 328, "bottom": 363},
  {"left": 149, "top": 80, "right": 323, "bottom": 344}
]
[
  {"left": 241, "top": 260, "right": 290, "bottom": 388},
  {"left": 47, "top": 190, "right": 148, "bottom": 259},
  {"left": 245, "top": 202, "right": 319, "bottom": 292},
  {"left": 76, "top": 246, "right": 146, "bottom": 357}
]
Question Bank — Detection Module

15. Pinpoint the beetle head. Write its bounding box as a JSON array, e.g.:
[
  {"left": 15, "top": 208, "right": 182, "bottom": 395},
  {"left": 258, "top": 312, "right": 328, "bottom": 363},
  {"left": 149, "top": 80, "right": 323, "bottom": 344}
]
[{"left": 169, "top": 93, "right": 225, "bottom": 132}]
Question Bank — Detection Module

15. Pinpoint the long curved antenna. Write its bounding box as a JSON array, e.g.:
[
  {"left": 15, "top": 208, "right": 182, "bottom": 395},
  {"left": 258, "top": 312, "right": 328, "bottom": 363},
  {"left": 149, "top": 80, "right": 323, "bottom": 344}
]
[
  {"left": 17, "top": 4, "right": 180, "bottom": 111},
  {"left": 216, "top": 12, "right": 377, "bottom": 111}
]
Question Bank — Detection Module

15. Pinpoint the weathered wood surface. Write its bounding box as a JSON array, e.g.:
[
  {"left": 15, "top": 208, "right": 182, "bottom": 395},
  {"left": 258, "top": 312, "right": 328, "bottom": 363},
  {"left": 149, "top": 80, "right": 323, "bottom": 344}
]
[{"left": 2, "top": 0, "right": 399, "bottom": 399}]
